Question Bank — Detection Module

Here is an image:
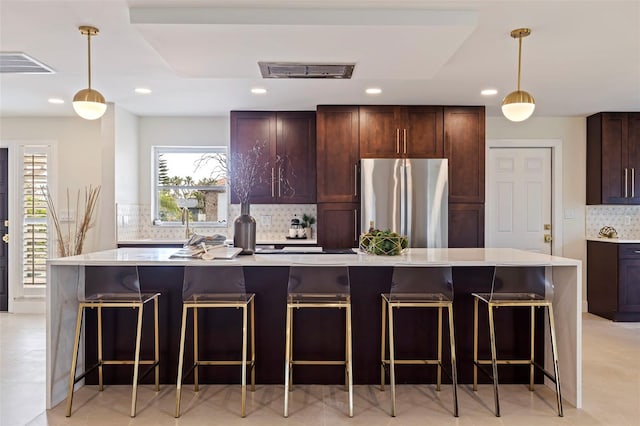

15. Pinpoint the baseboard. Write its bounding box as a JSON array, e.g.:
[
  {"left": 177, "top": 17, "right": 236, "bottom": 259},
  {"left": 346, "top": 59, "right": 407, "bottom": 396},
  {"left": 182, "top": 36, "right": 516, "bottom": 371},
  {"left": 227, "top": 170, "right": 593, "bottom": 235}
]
[
  {"left": 582, "top": 300, "right": 588, "bottom": 313},
  {"left": 11, "top": 297, "right": 45, "bottom": 314}
]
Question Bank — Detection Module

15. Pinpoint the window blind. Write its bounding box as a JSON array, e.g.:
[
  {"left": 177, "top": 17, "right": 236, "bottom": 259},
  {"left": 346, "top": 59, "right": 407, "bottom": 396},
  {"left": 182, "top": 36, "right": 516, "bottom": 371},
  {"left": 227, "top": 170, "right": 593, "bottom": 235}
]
[{"left": 23, "top": 153, "right": 47, "bottom": 286}]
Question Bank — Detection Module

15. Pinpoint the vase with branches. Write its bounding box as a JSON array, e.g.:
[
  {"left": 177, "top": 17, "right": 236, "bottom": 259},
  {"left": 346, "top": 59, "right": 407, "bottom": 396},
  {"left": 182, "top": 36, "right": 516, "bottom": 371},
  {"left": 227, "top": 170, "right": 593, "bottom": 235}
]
[{"left": 43, "top": 185, "right": 101, "bottom": 257}]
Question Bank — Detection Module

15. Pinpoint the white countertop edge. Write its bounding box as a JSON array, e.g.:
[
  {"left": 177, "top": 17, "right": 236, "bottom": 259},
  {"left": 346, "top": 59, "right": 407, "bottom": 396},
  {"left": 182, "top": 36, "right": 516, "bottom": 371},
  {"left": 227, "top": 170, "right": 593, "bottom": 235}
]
[
  {"left": 48, "top": 247, "right": 581, "bottom": 267},
  {"left": 586, "top": 237, "right": 640, "bottom": 243},
  {"left": 117, "top": 238, "right": 318, "bottom": 246}
]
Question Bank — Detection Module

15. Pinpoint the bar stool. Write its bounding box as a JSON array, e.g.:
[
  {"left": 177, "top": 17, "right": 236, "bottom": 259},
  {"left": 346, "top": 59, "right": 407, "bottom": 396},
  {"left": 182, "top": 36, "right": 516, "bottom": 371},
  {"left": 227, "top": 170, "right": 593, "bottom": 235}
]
[
  {"left": 66, "top": 266, "right": 160, "bottom": 418},
  {"left": 175, "top": 266, "right": 255, "bottom": 418},
  {"left": 472, "top": 266, "right": 563, "bottom": 417},
  {"left": 380, "top": 266, "right": 458, "bottom": 417},
  {"left": 284, "top": 265, "right": 353, "bottom": 418}
]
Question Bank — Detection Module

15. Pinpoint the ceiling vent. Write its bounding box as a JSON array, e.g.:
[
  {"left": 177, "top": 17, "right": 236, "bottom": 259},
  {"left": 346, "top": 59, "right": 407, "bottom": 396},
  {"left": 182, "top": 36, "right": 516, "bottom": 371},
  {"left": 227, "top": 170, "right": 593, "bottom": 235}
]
[
  {"left": 0, "top": 52, "right": 55, "bottom": 74},
  {"left": 258, "top": 62, "right": 355, "bottom": 79}
]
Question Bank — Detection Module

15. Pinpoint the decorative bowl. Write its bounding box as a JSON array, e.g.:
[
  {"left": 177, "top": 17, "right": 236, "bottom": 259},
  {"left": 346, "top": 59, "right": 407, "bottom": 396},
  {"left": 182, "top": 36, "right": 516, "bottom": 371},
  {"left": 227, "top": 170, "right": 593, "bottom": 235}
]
[{"left": 359, "top": 234, "right": 408, "bottom": 256}]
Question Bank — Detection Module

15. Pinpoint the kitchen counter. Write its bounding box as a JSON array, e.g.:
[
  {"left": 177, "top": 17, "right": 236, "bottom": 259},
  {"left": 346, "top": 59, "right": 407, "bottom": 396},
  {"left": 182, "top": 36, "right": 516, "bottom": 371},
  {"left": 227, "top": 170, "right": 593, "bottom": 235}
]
[
  {"left": 47, "top": 248, "right": 581, "bottom": 410},
  {"left": 585, "top": 237, "right": 640, "bottom": 243}
]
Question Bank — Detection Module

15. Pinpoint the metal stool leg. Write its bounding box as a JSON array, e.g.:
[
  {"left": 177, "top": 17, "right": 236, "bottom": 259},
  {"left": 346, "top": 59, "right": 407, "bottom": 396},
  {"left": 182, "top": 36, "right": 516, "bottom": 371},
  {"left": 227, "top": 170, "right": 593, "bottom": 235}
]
[
  {"left": 283, "top": 304, "right": 292, "bottom": 418},
  {"left": 175, "top": 305, "right": 188, "bottom": 418},
  {"left": 547, "top": 305, "right": 564, "bottom": 417},
  {"left": 154, "top": 297, "right": 160, "bottom": 392},
  {"left": 65, "top": 304, "right": 84, "bottom": 417},
  {"left": 193, "top": 306, "right": 199, "bottom": 392},
  {"left": 388, "top": 302, "right": 396, "bottom": 417},
  {"left": 98, "top": 306, "right": 103, "bottom": 391},
  {"left": 487, "top": 304, "right": 501, "bottom": 417},
  {"left": 437, "top": 306, "right": 443, "bottom": 391},
  {"left": 530, "top": 305, "right": 535, "bottom": 391},
  {"left": 380, "top": 297, "right": 386, "bottom": 391},
  {"left": 447, "top": 304, "right": 459, "bottom": 417},
  {"left": 473, "top": 297, "right": 478, "bottom": 392},
  {"left": 250, "top": 297, "right": 256, "bottom": 392},
  {"left": 130, "top": 304, "right": 144, "bottom": 417},
  {"left": 241, "top": 304, "right": 248, "bottom": 417},
  {"left": 346, "top": 303, "right": 354, "bottom": 418}
]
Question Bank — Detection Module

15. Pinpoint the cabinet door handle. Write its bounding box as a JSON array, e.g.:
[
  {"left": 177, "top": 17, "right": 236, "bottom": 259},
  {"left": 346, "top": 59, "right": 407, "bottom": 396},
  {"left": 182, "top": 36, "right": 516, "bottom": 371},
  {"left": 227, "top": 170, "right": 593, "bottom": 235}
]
[
  {"left": 634, "top": 250, "right": 640, "bottom": 254},
  {"left": 625, "top": 168, "right": 629, "bottom": 198},
  {"left": 396, "top": 128, "right": 400, "bottom": 154},
  {"left": 278, "top": 167, "right": 282, "bottom": 197},
  {"left": 271, "top": 167, "right": 275, "bottom": 197},
  {"left": 633, "top": 168, "right": 635, "bottom": 198},
  {"left": 354, "top": 209, "right": 358, "bottom": 243},
  {"left": 403, "top": 128, "right": 407, "bottom": 154},
  {"left": 354, "top": 163, "right": 358, "bottom": 197}
]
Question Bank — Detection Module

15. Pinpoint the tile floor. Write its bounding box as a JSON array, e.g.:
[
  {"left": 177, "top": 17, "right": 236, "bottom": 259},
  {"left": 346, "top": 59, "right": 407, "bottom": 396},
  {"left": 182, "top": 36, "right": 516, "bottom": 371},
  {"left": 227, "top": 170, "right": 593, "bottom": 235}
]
[{"left": 1, "top": 313, "right": 638, "bottom": 425}]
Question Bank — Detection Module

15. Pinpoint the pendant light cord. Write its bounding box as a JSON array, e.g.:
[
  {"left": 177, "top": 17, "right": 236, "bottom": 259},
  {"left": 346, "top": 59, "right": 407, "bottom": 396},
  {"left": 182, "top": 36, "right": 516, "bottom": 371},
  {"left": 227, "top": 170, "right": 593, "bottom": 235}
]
[
  {"left": 87, "top": 31, "right": 92, "bottom": 90},
  {"left": 517, "top": 35, "right": 522, "bottom": 92}
]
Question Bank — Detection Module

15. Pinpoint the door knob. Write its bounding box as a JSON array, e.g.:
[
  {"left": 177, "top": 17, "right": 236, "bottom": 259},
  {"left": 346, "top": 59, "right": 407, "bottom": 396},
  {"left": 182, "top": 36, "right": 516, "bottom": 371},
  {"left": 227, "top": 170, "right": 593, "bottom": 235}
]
[
  {"left": 2, "top": 234, "right": 8, "bottom": 243},
  {"left": 544, "top": 234, "right": 552, "bottom": 243}
]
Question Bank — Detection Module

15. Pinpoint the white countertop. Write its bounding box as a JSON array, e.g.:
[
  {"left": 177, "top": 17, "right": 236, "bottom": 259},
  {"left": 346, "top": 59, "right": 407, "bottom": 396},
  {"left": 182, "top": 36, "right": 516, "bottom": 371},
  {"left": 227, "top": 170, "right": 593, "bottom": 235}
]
[
  {"left": 48, "top": 247, "right": 581, "bottom": 267},
  {"left": 117, "top": 238, "right": 318, "bottom": 246},
  {"left": 586, "top": 237, "right": 640, "bottom": 243}
]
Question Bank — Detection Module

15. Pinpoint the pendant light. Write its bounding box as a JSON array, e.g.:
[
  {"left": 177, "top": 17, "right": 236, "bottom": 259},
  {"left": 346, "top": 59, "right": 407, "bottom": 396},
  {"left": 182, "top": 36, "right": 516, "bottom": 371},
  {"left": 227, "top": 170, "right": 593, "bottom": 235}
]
[
  {"left": 73, "top": 26, "right": 107, "bottom": 120},
  {"left": 502, "top": 28, "right": 535, "bottom": 122}
]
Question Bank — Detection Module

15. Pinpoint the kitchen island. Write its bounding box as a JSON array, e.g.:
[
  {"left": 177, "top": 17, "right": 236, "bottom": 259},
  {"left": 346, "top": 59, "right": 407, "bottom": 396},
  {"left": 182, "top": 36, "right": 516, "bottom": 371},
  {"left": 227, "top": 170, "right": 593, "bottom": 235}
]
[{"left": 47, "top": 248, "right": 582, "bottom": 410}]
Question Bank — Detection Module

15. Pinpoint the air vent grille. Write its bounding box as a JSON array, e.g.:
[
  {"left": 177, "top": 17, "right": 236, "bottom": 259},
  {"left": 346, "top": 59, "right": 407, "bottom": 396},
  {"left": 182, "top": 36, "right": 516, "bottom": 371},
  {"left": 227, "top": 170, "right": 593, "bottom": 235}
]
[
  {"left": 258, "top": 62, "right": 354, "bottom": 79},
  {"left": 0, "top": 53, "right": 55, "bottom": 74}
]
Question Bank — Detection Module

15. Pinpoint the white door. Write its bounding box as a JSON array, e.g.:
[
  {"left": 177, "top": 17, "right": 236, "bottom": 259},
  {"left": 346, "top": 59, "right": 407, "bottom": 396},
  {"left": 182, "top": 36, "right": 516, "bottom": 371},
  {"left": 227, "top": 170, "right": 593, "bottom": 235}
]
[{"left": 487, "top": 147, "right": 552, "bottom": 254}]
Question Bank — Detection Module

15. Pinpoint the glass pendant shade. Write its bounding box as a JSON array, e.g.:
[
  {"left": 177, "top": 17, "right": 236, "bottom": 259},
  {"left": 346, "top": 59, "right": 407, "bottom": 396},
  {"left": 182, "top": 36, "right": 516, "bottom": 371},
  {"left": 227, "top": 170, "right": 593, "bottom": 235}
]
[
  {"left": 501, "top": 89, "right": 535, "bottom": 122},
  {"left": 72, "top": 88, "right": 106, "bottom": 120}
]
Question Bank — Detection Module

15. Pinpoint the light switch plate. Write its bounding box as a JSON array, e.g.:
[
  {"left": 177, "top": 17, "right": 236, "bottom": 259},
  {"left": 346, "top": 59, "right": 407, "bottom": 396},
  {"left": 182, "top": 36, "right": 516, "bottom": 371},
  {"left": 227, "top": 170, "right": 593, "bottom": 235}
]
[{"left": 564, "top": 208, "right": 576, "bottom": 220}]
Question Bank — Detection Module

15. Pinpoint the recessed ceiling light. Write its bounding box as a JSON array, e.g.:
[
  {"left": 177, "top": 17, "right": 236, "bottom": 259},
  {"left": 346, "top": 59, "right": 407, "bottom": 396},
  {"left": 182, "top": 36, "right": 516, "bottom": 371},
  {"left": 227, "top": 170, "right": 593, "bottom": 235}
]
[
  {"left": 48, "top": 98, "right": 64, "bottom": 104},
  {"left": 481, "top": 88, "right": 498, "bottom": 96},
  {"left": 135, "top": 87, "right": 152, "bottom": 94},
  {"left": 366, "top": 87, "right": 382, "bottom": 95},
  {"left": 251, "top": 87, "right": 267, "bottom": 94}
]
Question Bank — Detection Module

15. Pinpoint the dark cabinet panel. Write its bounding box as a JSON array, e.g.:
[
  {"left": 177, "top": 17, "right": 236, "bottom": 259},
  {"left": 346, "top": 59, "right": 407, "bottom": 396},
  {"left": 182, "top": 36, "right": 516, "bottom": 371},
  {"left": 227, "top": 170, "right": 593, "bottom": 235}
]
[
  {"left": 587, "top": 112, "right": 640, "bottom": 205},
  {"left": 587, "top": 241, "right": 640, "bottom": 321},
  {"left": 317, "top": 203, "right": 360, "bottom": 249},
  {"left": 230, "top": 111, "right": 316, "bottom": 204},
  {"left": 276, "top": 112, "right": 317, "bottom": 203},
  {"left": 316, "top": 106, "right": 360, "bottom": 203},
  {"left": 444, "top": 107, "right": 485, "bottom": 203},
  {"left": 230, "top": 111, "right": 277, "bottom": 204},
  {"left": 448, "top": 203, "right": 484, "bottom": 248},
  {"left": 359, "top": 106, "right": 443, "bottom": 158}
]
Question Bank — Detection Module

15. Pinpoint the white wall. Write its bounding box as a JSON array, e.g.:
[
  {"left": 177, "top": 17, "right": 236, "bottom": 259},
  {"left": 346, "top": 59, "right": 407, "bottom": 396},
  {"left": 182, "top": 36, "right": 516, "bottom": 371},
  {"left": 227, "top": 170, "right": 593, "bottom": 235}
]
[
  {"left": 114, "top": 106, "right": 139, "bottom": 204},
  {"left": 137, "top": 117, "right": 228, "bottom": 204},
  {"left": 486, "top": 116, "right": 587, "bottom": 304}
]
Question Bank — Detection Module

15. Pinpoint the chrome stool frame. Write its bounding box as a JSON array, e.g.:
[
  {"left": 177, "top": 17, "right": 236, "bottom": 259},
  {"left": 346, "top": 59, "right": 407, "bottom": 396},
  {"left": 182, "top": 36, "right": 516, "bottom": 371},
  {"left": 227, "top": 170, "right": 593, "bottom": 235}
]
[
  {"left": 380, "top": 266, "right": 458, "bottom": 417},
  {"left": 472, "top": 267, "right": 563, "bottom": 417},
  {"left": 65, "top": 267, "right": 160, "bottom": 418},
  {"left": 175, "top": 267, "right": 256, "bottom": 418},
  {"left": 284, "top": 266, "right": 353, "bottom": 418}
]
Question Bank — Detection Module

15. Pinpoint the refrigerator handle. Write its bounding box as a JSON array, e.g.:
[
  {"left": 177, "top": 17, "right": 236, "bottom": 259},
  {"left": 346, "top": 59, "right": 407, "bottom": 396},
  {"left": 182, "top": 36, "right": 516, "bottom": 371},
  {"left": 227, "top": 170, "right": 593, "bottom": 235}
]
[{"left": 396, "top": 129, "right": 400, "bottom": 154}]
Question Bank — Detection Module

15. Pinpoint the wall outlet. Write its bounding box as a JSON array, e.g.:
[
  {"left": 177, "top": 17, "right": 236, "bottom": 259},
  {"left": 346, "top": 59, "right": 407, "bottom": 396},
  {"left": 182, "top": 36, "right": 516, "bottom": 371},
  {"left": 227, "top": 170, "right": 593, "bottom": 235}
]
[
  {"left": 260, "top": 215, "right": 272, "bottom": 226},
  {"left": 625, "top": 215, "right": 631, "bottom": 225}
]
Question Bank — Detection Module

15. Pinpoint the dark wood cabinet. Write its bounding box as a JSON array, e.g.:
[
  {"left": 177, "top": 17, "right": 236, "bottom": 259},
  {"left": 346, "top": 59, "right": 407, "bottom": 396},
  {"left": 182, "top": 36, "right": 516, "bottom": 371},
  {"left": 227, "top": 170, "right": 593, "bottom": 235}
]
[
  {"left": 444, "top": 106, "right": 485, "bottom": 204},
  {"left": 230, "top": 111, "right": 316, "bottom": 204},
  {"left": 587, "top": 241, "right": 640, "bottom": 321},
  {"left": 359, "top": 106, "right": 443, "bottom": 158},
  {"left": 448, "top": 203, "right": 484, "bottom": 248},
  {"left": 587, "top": 112, "right": 640, "bottom": 204},
  {"left": 316, "top": 106, "right": 360, "bottom": 203},
  {"left": 317, "top": 203, "right": 360, "bottom": 249}
]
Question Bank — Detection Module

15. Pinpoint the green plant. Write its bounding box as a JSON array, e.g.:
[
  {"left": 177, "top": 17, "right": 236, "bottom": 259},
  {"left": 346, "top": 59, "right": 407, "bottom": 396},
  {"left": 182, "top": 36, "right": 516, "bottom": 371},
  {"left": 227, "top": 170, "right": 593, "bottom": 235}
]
[{"left": 301, "top": 213, "right": 316, "bottom": 228}]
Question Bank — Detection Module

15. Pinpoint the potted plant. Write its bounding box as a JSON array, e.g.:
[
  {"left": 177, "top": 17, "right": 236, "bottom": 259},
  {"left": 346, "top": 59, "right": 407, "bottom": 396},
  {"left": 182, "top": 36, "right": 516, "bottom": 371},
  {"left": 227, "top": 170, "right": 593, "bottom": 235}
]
[{"left": 301, "top": 213, "right": 316, "bottom": 239}]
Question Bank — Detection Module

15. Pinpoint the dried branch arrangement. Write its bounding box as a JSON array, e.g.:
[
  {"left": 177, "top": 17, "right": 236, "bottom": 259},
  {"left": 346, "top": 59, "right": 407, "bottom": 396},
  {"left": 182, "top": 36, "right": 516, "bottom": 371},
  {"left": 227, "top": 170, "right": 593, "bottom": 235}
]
[
  {"left": 43, "top": 185, "right": 101, "bottom": 257},
  {"left": 228, "top": 141, "right": 269, "bottom": 204}
]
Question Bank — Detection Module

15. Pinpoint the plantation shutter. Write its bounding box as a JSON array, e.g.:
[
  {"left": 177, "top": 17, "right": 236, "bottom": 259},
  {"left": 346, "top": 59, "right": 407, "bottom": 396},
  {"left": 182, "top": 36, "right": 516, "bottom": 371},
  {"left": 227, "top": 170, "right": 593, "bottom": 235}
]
[{"left": 23, "top": 153, "right": 48, "bottom": 286}]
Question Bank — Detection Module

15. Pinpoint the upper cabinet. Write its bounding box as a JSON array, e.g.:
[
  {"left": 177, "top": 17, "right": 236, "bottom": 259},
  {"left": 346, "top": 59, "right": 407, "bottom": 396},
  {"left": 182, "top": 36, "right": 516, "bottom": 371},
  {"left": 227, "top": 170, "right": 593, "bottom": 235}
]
[
  {"left": 444, "top": 106, "right": 486, "bottom": 204},
  {"left": 359, "top": 106, "right": 443, "bottom": 158},
  {"left": 316, "top": 105, "right": 360, "bottom": 203},
  {"left": 587, "top": 112, "right": 640, "bottom": 205},
  {"left": 230, "top": 111, "right": 316, "bottom": 204}
]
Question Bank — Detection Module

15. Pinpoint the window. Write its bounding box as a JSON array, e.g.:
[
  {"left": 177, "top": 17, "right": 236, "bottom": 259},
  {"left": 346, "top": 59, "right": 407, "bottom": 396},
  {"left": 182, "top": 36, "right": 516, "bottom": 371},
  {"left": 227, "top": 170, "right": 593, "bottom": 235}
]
[
  {"left": 152, "top": 147, "right": 228, "bottom": 226},
  {"left": 22, "top": 149, "right": 48, "bottom": 287}
]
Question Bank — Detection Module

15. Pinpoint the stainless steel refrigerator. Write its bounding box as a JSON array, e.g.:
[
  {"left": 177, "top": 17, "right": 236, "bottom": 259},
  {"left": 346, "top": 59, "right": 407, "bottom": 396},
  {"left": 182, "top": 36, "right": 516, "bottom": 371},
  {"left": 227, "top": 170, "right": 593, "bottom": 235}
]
[{"left": 361, "top": 158, "right": 448, "bottom": 248}]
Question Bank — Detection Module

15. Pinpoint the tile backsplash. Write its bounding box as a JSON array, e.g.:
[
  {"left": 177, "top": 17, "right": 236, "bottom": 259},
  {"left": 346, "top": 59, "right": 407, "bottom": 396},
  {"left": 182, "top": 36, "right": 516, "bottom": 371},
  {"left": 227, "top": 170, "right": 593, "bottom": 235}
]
[
  {"left": 586, "top": 205, "right": 640, "bottom": 239},
  {"left": 117, "top": 203, "right": 317, "bottom": 241}
]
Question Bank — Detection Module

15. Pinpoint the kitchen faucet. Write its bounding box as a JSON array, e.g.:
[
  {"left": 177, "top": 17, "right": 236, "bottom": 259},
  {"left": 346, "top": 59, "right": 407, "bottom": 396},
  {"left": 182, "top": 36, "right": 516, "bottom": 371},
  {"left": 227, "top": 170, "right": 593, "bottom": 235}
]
[{"left": 181, "top": 207, "right": 191, "bottom": 238}]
